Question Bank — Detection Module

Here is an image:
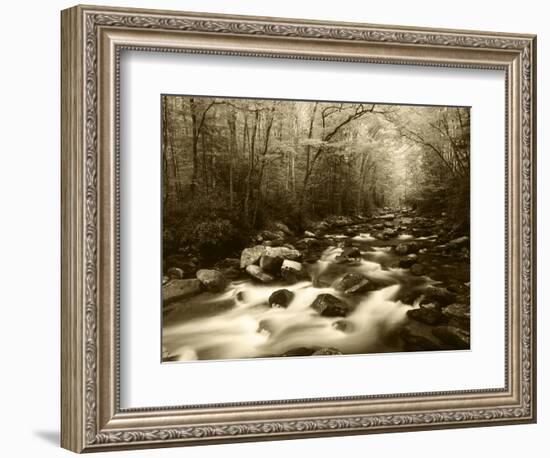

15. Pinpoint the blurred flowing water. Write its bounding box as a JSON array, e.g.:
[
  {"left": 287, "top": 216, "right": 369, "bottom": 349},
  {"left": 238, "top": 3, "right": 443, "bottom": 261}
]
[{"left": 163, "top": 237, "right": 437, "bottom": 362}]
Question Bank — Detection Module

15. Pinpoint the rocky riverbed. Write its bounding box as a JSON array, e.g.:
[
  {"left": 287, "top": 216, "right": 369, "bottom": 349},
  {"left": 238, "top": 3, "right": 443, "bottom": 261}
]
[{"left": 162, "top": 209, "right": 470, "bottom": 362}]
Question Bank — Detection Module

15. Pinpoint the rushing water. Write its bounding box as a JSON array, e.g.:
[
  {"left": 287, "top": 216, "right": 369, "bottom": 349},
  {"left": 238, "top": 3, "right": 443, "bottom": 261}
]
[{"left": 163, "top": 234, "right": 439, "bottom": 362}]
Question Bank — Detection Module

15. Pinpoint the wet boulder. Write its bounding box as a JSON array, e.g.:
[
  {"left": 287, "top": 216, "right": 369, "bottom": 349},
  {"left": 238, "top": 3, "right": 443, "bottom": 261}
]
[
  {"left": 296, "top": 237, "right": 322, "bottom": 249},
  {"left": 312, "top": 347, "right": 343, "bottom": 356},
  {"left": 410, "top": 263, "right": 426, "bottom": 276},
  {"left": 263, "top": 238, "right": 285, "bottom": 247},
  {"left": 281, "top": 347, "right": 318, "bottom": 357},
  {"left": 398, "top": 254, "right": 418, "bottom": 268},
  {"left": 332, "top": 273, "right": 371, "bottom": 295},
  {"left": 164, "top": 255, "right": 197, "bottom": 278},
  {"left": 281, "top": 260, "right": 308, "bottom": 283},
  {"left": 265, "top": 246, "right": 301, "bottom": 261},
  {"left": 196, "top": 269, "right": 228, "bottom": 293},
  {"left": 261, "top": 230, "right": 284, "bottom": 241},
  {"left": 268, "top": 289, "right": 294, "bottom": 308},
  {"left": 400, "top": 320, "right": 448, "bottom": 351},
  {"left": 310, "top": 294, "right": 351, "bottom": 317},
  {"left": 166, "top": 267, "right": 185, "bottom": 279},
  {"left": 214, "top": 258, "right": 242, "bottom": 280},
  {"left": 422, "top": 286, "right": 457, "bottom": 306},
  {"left": 448, "top": 236, "right": 469, "bottom": 250},
  {"left": 442, "top": 303, "right": 470, "bottom": 330},
  {"left": 407, "top": 303, "right": 443, "bottom": 325},
  {"left": 333, "top": 320, "right": 355, "bottom": 333},
  {"left": 274, "top": 221, "right": 294, "bottom": 236},
  {"left": 432, "top": 326, "right": 470, "bottom": 349},
  {"left": 334, "top": 246, "right": 361, "bottom": 264},
  {"left": 259, "top": 254, "right": 284, "bottom": 275},
  {"left": 240, "top": 245, "right": 267, "bottom": 268},
  {"left": 395, "top": 244, "right": 409, "bottom": 255},
  {"left": 382, "top": 228, "right": 398, "bottom": 239},
  {"left": 245, "top": 265, "right": 274, "bottom": 283},
  {"left": 304, "top": 230, "right": 316, "bottom": 238},
  {"left": 163, "top": 279, "right": 203, "bottom": 305},
  {"left": 341, "top": 246, "right": 361, "bottom": 258}
]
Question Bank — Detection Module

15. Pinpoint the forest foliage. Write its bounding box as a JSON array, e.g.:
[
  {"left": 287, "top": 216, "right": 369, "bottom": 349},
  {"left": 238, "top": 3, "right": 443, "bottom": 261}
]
[{"left": 162, "top": 96, "right": 470, "bottom": 261}]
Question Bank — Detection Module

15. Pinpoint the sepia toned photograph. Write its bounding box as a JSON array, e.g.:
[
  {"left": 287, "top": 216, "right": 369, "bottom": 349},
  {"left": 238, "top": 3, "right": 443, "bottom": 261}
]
[{"left": 161, "top": 95, "right": 471, "bottom": 363}]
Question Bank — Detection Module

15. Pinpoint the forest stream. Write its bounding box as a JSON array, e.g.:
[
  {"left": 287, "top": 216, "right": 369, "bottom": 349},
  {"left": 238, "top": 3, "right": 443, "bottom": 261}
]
[{"left": 162, "top": 209, "right": 471, "bottom": 362}]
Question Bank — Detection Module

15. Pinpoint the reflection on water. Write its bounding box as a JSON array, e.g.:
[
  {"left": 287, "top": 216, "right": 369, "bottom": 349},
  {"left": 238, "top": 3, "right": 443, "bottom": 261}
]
[{"left": 163, "top": 242, "right": 437, "bottom": 362}]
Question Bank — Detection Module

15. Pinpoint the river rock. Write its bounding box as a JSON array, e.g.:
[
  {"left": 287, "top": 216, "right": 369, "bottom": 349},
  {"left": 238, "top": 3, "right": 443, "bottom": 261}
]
[
  {"left": 341, "top": 246, "right": 361, "bottom": 258},
  {"left": 246, "top": 265, "right": 274, "bottom": 283},
  {"left": 395, "top": 244, "right": 409, "bottom": 255},
  {"left": 333, "top": 273, "right": 371, "bottom": 295},
  {"left": 274, "top": 221, "right": 294, "bottom": 236},
  {"left": 333, "top": 320, "right": 355, "bottom": 333},
  {"left": 448, "top": 236, "right": 469, "bottom": 250},
  {"left": 164, "top": 255, "right": 197, "bottom": 277},
  {"left": 312, "top": 347, "right": 343, "bottom": 356},
  {"left": 400, "top": 320, "right": 448, "bottom": 351},
  {"left": 296, "top": 237, "right": 321, "bottom": 248},
  {"left": 281, "top": 260, "right": 308, "bottom": 283},
  {"left": 266, "top": 246, "right": 301, "bottom": 261},
  {"left": 304, "top": 230, "right": 316, "bottom": 237},
  {"left": 263, "top": 238, "right": 284, "bottom": 247},
  {"left": 399, "top": 254, "right": 418, "bottom": 268},
  {"left": 281, "top": 347, "right": 318, "bottom": 357},
  {"left": 442, "top": 303, "right": 470, "bottom": 329},
  {"left": 162, "top": 275, "right": 170, "bottom": 285},
  {"left": 310, "top": 294, "right": 351, "bottom": 317},
  {"left": 196, "top": 269, "right": 228, "bottom": 293},
  {"left": 259, "top": 254, "right": 284, "bottom": 275},
  {"left": 167, "top": 267, "right": 185, "bottom": 279},
  {"left": 269, "top": 289, "right": 294, "bottom": 308},
  {"left": 422, "top": 286, "right": 457, "bottom": 306},
  {"left": 240, "top": 245, "right": 267, "bottom": 268},
  {"left": 410, "top": 263, "right": 426, "bottom": 276},
  {"left": 407, "top": 303, "right": 443, "bottom": 325},
  {"left": 163, "top": 279, "right": 203, "bottom": 305},
  {"left": 432, "top": 326, "right": 470, "bottom": 349},
  {"left": 382, "top": 228, "right": 398, "bottom": 239},
  {"left": 221, "top": 266, "right": 241, "bottom": 280},
  {"left": 261, "top": 230, "right": 284, "bottom": 241}
]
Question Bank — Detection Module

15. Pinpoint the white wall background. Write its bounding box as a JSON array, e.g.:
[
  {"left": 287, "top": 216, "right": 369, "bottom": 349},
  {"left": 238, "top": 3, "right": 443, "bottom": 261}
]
[{"left": 0, "top": 0, "right": 546, "bottom": 456}]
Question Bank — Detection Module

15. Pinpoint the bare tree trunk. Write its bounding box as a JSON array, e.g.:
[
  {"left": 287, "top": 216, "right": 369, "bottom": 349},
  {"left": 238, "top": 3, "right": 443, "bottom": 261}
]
[{"left": 244, "top": 111, "right": 259, "bottom": 223}]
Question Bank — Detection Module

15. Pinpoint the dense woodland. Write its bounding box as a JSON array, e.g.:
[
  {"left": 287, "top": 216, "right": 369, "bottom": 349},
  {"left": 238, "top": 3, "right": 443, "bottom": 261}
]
[{"left": 162, "top": 96, "right": 470, "bottom": 264}]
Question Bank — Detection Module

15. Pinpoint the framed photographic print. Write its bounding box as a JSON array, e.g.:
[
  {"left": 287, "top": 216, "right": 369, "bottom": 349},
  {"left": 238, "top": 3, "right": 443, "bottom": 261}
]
[{"left": 61, "top": 4, "right": 537, "bottom": 453}]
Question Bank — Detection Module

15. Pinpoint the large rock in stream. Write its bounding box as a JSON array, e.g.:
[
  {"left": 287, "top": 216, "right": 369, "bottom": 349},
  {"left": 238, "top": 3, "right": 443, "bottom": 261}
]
[
  {"left": 163, "top": 279, "right": 203, "bottom": 305},
  {"left": 407, "top": 303, "right": 443, "bottom": 325},
  {"left": 432, "top": 325, "right": 470, "bottom": 349},
  {"left": 245, "top": 265, "right": 274, "bottom": 283},
  {"left": 334, "top": 246, "right": 361, "bottom": 263},
  {"left": 422, "top": 286, "right": 457, "bottom": 306},
  {"left": 196, "top": 269, "right": 228, "bottom": 293},
  {"left": 332, "top": 273, "right": 372, "bottom": 295},
  {"left": 269, "top": 289, "right": 294, "bottom": 308},
  {"left": 442, "top": 303, "right": 470, "bottom": 330},
  {"left": 259, "top": 254, "right": 284, "bottom": 275},
  {"left": 280, "top": 260, "right": 308, "bottom": 283},
  {"left": 400, "top": 320, "right": 448, "bottom": 351},
  {"left": 310, "top": 294, "right": 352, "bottom": 317},
  {"left": 240, "top": 245, "right": 300, "bottom": 268}
]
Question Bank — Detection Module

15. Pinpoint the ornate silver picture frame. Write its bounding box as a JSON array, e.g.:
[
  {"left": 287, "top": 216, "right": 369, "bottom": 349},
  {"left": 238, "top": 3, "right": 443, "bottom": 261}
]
[{"left": 61, "top": 4, "right": 536, "bottom": 453}]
